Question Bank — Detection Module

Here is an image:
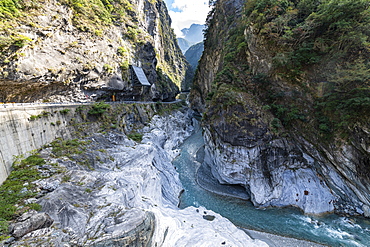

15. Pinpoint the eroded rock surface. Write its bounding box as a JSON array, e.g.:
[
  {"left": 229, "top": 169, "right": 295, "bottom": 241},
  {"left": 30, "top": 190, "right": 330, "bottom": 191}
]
[
  {"left": 0, "top": 0, "right": 188, "bottom": 102},
  {"left": 5, "top": 109, "right": 267, "bottom": 247},
  {"left": 203, "top": 127, "right": 338, "bottom": 215},
  {"left": 190, "top": 0, "right": 370, "bottom": 217},
  {"left": 10, "top": 210, "right": 53, "bottom": 239}
]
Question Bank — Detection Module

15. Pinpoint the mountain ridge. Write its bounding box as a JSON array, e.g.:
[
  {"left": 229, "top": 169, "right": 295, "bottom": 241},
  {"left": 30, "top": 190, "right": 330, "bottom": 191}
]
[{"left": 176, "top": 23, "right": 205, "bottom": 53}]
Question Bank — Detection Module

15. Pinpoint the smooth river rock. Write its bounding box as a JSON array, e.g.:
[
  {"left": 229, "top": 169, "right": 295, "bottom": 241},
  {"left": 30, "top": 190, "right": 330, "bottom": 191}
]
[
  {"left": 10, "top": 210, "right": 53, "bottom": 239},
  {"left": 6, "top": 109, "right": 267, "bottom": 247},
  {"left": 203, "top": 127, "right": 337, "bottom": 215}
]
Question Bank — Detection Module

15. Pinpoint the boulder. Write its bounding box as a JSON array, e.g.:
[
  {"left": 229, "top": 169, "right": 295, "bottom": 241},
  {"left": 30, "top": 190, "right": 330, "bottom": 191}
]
[
  {"left": 10, "top": 210, "right": 53, "bottom": 239},
  {"left": 108, "top": 75, "right": 125, "bottom": 90}
]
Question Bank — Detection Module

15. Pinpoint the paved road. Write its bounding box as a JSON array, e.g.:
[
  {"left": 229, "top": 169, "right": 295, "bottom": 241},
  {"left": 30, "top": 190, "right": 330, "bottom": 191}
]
[{"left": 0, "top": 100, "right": 183, "bottom": 112}]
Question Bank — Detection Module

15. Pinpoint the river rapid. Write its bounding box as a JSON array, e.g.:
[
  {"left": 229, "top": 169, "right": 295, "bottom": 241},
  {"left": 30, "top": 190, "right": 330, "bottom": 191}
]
[{"left": 173, "top": 127, "right": 370, "bottom": 247}]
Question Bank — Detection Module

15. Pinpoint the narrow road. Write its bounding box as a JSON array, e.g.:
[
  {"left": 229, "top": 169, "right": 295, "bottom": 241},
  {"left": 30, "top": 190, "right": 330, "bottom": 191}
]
[{"left": 0, "top": 100, "right": 183, "bottom": 112}]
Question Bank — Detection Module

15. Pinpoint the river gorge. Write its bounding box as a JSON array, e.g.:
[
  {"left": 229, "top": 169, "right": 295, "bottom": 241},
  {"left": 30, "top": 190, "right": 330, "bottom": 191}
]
[
  {"left": 0, "top": 104, "right": 268, "bottom": 246},
  {"left": 0, "top": 102, "right": 370, "bottom": 246},
  {"left": 174, "top": 124, "right": 370, "bottom": 247},
  {"left": 0, "top": 0, "right": 369, "bottom": 246}
]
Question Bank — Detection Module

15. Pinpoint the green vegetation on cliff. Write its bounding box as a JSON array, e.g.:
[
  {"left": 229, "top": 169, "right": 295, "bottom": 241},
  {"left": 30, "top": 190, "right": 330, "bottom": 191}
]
[
  {"left": 199, "top": 0, "right": 370, "bottom": 141},
  {"left": 246, "top": 0, "right": 370, "bottom": 138},
  {"left": 0, "top": 154, "right": 50, "bottom": 239},
  {"left": 0, "top": 0, "right": 188, "bottom": 101},
  {"left": 246, "top": 0, "right": 370, "bottom": 81},
  {"left": 0, "top": 0, "right": 137, "bottom": 31},
  {"left": 0, "top": 0, "right": 35, "bottom": 18},
  {"left": 62, "top": 0, "right": 135, "bottom": 27},
  {"left": 0, "top": 0, "right": 145, "bottom": 55}
]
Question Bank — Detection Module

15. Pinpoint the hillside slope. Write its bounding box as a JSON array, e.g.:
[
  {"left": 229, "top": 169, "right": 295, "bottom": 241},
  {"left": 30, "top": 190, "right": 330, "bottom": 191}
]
[
  {"left": 190, "top": 0, "right": 370, "bottom": 217},
  {"left": 0, "top": 0, "right": 189, "bottom": 102}
]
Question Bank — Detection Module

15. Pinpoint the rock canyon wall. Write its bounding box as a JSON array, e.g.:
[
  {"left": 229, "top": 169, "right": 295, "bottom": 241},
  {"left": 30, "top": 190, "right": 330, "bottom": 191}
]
[{"left": 190, "top": 0, "right": 370, "bottom": 217}]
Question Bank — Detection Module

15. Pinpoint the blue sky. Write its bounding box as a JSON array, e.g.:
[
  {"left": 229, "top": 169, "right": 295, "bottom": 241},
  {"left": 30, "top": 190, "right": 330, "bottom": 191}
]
[
  {"left": 163, "top": 0, "right": 210, "bottom": 36},
  {"left": 164, "top": 0, "right": 181, "bottom": 12}
]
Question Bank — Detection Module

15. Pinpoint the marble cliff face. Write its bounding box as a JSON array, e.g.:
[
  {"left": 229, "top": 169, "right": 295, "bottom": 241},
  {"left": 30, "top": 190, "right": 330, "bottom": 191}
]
[
  {"left": 2, "top": 106, "right": 267, "bottom": 247},
  {"left": 0, "top": 0, "right": 189, "bottom": 102},
  {"left": 190, "top": 0, "right": 370, "bottom": 217}
]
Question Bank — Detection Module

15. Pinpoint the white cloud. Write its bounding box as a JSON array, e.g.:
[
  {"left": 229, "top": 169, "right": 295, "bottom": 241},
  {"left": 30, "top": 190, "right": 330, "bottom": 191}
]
[{"left": 167, "top": 0, "right": 211, "bottom": 37}]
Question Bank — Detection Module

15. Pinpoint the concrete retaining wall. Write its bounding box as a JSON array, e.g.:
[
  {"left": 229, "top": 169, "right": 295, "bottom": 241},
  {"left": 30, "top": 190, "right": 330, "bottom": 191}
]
[{"left": 0, "top": 104, "right": 82, "bottom": 184}]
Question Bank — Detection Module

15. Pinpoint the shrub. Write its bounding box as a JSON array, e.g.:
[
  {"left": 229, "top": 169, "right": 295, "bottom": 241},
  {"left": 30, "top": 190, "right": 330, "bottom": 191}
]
[
  {"left": 103, "top": 64, "right": 114, "bottom": 74},
  {"left": 62, "top": 175, "right": 71, "bottom": 183},
  {"left": 0, "top": 220, "right": 9, "bottom": 241},
  {"left": 270, "top": 104, "right": 306, "bottom": 127},
  {"left": 271, "top": 118, "right": 282, "bottom": 130},
  {"left": 88, "top": 102, "right": 111, "bottom": 115},
  {"left": 126, "top": 26, "right": 139, "bottom": 41},
  {"left": 319, "top": 123, "right": 330, "bottom": 132},
  {"left": 120, "top": 60, "right": 129, "bottom": 71},
  {"left": 49, "top": 138, "right": 88, "bottom": 157},
  {"left": 29, "top": 115, "right": 39, "bottom": 121},
  {"left": 11, "top": 34, "right": 32, "bottom": 48},
  {"left": 39, "top": 111, "right": 50, "bottom": 117},
  {"left": 0, "top": 36, "right": 13, "bottom": 50},
  {"left": 117, "top": 46, "right": 128, "bottom": 56},
  {"left": 315, "top": 87, "right": 370, "bottom": 135},
  {"left": 59, "top": 109, "right": 71, "bottom": 114},
  {"left": 29, "top": 111, "right": 51, "bottom": 121},
  {"left": 0, "top": 0, "right": 21, "bottom": 18},
  {"left": 0, "top": 154, "right": 47, "bottom": 238},
  {"left": 127, "top": 132, "right": 143, "bottom": 142}
]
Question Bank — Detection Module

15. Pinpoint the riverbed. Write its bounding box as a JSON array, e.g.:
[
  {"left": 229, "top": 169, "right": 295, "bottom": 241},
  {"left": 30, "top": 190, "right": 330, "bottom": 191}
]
[{"left": 173, "top": 128, "right": 370, "bottom": 247}]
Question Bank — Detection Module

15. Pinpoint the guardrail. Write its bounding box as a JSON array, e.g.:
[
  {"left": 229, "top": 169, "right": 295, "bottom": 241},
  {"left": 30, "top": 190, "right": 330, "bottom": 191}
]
[
  {"left": 0, "top": 99, "right": 183, "bottom": 109},
  {"left": 0, "top": 102, "right": 90, "bottom": 110}
]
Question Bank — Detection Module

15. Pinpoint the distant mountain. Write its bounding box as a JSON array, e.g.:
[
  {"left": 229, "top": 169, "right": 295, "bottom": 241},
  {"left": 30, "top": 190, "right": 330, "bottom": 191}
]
[
  {"left": 181, "top": 24, "right": 205, "bottom": 44},
  {"left": 177, "top": 38, "right": 192, "bottom": 53},
  {"left": 182, "top": 42, "right": 204, "bottom": 91},
  {"left": 177, "top": 24, "right": 205, "bottom": 54},
  {"left": 185, "top": 42, "right": 204, "bottom": 70}
]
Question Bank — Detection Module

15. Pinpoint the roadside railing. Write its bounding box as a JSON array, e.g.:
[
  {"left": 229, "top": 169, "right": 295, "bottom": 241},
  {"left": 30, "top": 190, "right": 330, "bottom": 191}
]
[{"left": 0, "top": 99, "right": 183, "bottom": 109}]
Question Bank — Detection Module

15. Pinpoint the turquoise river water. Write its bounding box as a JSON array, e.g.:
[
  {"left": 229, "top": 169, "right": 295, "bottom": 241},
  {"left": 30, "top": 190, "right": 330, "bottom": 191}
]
[{"left": 172, "top": 129, "right": 370, "bottom": 247}]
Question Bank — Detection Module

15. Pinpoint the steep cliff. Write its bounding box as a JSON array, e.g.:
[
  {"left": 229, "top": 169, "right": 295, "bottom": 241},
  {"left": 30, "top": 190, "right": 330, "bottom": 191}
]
[
  {"left": 0, "top": 0, "right": 189, "bottom": 102},
  {"left": 191, "top": 0, "right": 370, "bottom": 216}
]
